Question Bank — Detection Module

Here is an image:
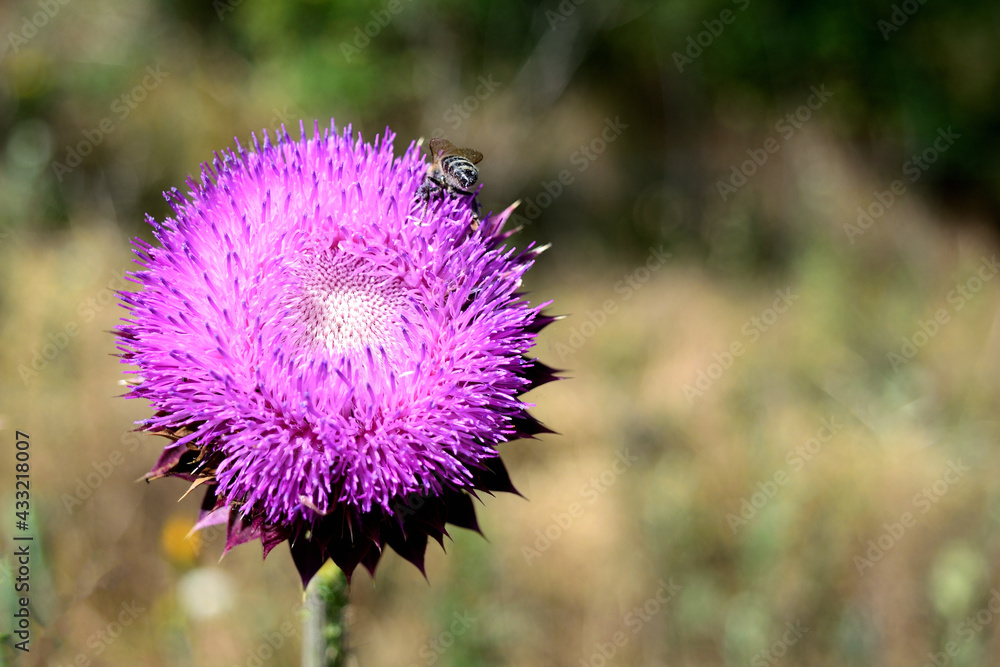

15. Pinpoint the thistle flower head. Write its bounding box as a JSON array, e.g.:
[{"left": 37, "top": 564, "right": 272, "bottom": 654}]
[{"left": 116, "top": 121, "right": 558, "bottom": 585}]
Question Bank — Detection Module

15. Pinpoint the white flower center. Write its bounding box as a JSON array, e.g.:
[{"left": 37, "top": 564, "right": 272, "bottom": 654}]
[{"left": 295, "top": 254, "right": 406, "bottom": 353}]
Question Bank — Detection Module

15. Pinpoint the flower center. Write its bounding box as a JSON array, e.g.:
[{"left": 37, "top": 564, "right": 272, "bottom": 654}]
[{"left": 294, "top": 253, "right": 406, "bottom": 353}]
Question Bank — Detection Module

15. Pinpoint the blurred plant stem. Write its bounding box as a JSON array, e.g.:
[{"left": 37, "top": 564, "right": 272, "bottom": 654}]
[{"left": 302, "top": 563, "right": 350, "bottom": 667}]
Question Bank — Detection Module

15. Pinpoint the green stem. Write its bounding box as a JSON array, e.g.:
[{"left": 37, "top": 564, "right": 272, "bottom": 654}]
[{"left": 302, "top": 563, "right": 350, "bottom": 667}]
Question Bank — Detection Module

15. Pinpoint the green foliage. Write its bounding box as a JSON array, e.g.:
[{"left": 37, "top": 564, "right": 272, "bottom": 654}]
[{"left": 3, "top": 0, "right": 996, "bottom": 266}]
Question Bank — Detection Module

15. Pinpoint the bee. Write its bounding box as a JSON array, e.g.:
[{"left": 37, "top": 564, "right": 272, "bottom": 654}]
[{"left": 417, "top": 138, "right": 484, "bottom": 220}]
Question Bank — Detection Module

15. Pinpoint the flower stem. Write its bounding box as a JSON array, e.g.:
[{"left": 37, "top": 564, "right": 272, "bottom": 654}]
[{"left": 302, "top": 563, "right": 350, "bottom": 667}]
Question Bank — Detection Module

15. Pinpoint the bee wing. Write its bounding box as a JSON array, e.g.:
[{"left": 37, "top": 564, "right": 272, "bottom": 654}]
[
  {"left": 453, "top": 147, "right": 484, "bottom": 164},
  {"left": 429, "top": 137, "right": 457, "bottom": 157}
]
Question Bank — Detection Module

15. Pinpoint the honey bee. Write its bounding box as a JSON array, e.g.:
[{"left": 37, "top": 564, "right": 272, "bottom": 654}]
[{"left": 417, "top": 138, "right": 484, "bottom": 219}]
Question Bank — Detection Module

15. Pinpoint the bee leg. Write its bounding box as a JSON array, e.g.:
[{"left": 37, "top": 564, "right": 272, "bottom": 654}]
[
  {"left": 418, "top": 198, "right": 433, "bottom": 226},
  {"left": 415, "top": 177, "right": 441, "bottom": 225},
  {"left": 416, "top": 179, "right": 434, "bottom": 203},
  {"left": 417, "top": 187, "right": 442, "bottom": 226},
  {"left": 448, "top": 186, "right": 481, "bottom": 227},
  {"left": 467, "top": 196, "right": 482, "bottom": 230}
]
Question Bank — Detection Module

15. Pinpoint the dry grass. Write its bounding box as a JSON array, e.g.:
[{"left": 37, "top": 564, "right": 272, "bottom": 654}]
[{"left": 2, "top": 133, "right": 1000, "bottom": 666}]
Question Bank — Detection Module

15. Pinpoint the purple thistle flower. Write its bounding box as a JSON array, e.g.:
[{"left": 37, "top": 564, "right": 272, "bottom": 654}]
[{"left": 116, "top": 121, "right": 559, "bottom": 586}]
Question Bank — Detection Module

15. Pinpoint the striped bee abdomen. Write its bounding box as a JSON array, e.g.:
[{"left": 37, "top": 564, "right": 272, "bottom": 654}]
[{"left": 441, "top": 156, "right": 479, "bottom": 190}]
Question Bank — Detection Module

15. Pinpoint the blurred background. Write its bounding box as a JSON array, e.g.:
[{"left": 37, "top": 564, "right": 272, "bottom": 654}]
[{"left": 1, "top": 0, "right": 1000, "bottom": 665}]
